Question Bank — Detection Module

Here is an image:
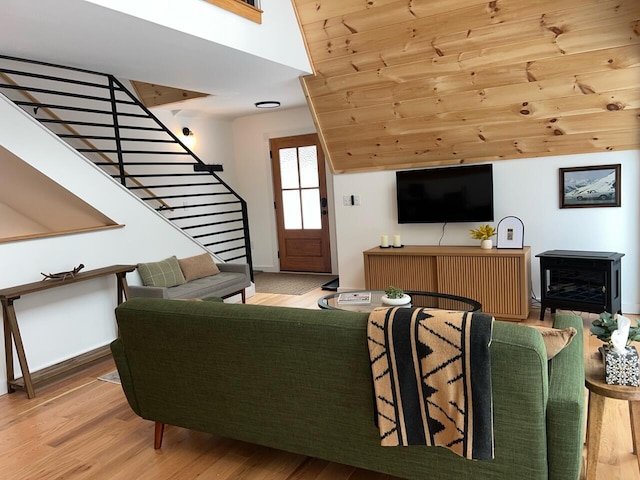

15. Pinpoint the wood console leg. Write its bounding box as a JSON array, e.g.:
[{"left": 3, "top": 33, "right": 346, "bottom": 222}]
[
  {"left": 3, "top": 300, "right": 35, "bottom": 398},
  {"left": 586, "top": 391, "right": 606, "bottom": 480},
  {"left": 154, "top": 422, "right": 165, "bottom": 449},
  {"left": 2, "top": 303, "right": 14, "bottom": 393}
]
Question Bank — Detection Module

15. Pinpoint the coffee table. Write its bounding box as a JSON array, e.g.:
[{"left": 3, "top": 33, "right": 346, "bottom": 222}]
[{"left": 318, "top": 290, "right": 481, "bottom": 313}]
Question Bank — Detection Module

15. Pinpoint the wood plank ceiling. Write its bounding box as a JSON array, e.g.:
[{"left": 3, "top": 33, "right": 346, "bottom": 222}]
[{"left": 291, "top": 0, "right": 640, "bottom": 173}]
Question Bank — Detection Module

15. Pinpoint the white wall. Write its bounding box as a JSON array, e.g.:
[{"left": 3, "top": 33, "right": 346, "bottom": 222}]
[
  {"left": 231, "top": 107, "right": 338, "bottom": 273},
  {"left": 84, "top": 0, "right": 311, "bottom": 72},
  {"left": 0, "top": 96, "right": 221, "bottom": 396},
  {"left": 333, "top": 151, "right": 640, "bottom": 313}
]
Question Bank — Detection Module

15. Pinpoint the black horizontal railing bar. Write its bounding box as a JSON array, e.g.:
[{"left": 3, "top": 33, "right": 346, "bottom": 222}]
[
  {"left": 112, "top": 172, "right": 216, "bottom": 179},
  {"left": 14, "top": 100, "right": 149, "bottom": 118},
  {"left": 140, "top": 192, "right": 232, "bottom": 201},
  {"left": 59, "top": 135, "right": 176, "bottom": 143},
  {"left": 128, "top": 181, "right": 221, "bottom": 189},
  {"left": 172, "top": 217, "right": 242, "bottom": 226},
  {"left": 37, "top": 118, "right": 165, "bottom": 131},
  {"left": 222, "top": 254, "right": 247, "bottom": 262},
  {"left": 0, "top": 67, "right": 123, "bottom": 91},
  {"left": 162, "top": 203, "right": 240, "bottom": 215},
  {"left": 164, "top": 200, "right": 240, "bottom": 210},
  {"left": 192, "top": 226, "right": 244, "bottom": 237},
  {"left": 0, "top": 83, "right": 137, "bottom": 105},
  {"left": 194, "top": 235, "right": 245, "bottom": 245},
  {"left": 209, "top": 245, "right": 245, "bottom": 255},
  {"left": 90, "top": 150, "right": 192, "bottom": 155},
  {"left": 0, "top": 53, "right": 125, "bottom": 79}
]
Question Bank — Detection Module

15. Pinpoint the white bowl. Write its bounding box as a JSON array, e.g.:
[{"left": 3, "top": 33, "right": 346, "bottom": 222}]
[{"left": 381, "top": 294, "right": 411, "bottom": 306}]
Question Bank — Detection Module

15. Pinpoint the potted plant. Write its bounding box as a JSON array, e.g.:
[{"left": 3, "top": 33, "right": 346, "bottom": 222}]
[
  {"left": 470, "top": 224, "right": 496, "bottom": 249},
  {"left": 382, "top": 285, "right": 411, "bottom": 306},
  {"left": 590, "top": 312, "right": 640, "bottom": 345}
]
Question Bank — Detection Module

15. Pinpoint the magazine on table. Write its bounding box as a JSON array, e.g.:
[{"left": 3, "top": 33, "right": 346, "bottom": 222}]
[{"left": 337, "top": 292, "right": 371, "bottom": 304}]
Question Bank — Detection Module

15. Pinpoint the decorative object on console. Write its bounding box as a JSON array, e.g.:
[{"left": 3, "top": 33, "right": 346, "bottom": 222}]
[
  {"left": 469, "top": 224, "right": 496, "bottom": 250},
  {"left": 559, "top": 164, "right": 621, "bottom": 209},
  {"left": 380, "top": 234, "right": 390, "bottom": 248},
  {"left": 496, "top": 216, "right": 524, "bottom": 249},
  {"left": 41, "top": 263, "right": 85, "bottom": 281},
  {"left": 392, "top": 234, "right": 403, "bottom": 248},
  {"left": 382, "top": 285, "right": 411, "bottom": 305}
]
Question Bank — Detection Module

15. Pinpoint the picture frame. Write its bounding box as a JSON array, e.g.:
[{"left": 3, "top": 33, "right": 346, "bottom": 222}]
[
  {"left": 496, "top": 216, "right": 524, "bottom": 249},
  {"left": 559, "top": 164, "right": 621, "bottom": 209}
]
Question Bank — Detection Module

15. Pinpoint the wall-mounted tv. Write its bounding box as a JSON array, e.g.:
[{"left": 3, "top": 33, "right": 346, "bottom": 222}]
[{"left": 396, "top": 164, "right": 494, "bottom": 224}]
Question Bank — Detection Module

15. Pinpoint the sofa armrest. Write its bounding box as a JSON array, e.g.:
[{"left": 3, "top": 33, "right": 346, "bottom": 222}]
[
  {"left": 546, "top": 313, "right": 585, "bottom": 480},
  {"left": 216, "top": 262, "right": 250, "bottom": 278},
  {"left": 128, "top": 284, "right": 169, "bottom": 299}
]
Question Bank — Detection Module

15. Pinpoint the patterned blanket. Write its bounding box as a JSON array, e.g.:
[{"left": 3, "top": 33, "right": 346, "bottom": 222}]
[{"left": 367, "top": 306, "right": 494, "bottom": 460}]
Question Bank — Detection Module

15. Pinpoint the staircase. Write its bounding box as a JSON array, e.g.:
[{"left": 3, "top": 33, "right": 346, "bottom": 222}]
[{"left": 0, "top": 55, "right": 253, "bottom": 276}]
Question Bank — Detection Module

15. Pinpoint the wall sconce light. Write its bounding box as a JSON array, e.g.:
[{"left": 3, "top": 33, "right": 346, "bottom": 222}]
[
  {"left": 254, "top": 101, "right": 281, "bottom": 109},
  {"left": 180, "top": 127, "right": 196, "bottom": 149}
]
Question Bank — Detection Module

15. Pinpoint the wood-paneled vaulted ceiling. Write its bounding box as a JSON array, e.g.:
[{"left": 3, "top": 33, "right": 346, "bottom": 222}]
[{"left": 292, "top": 0, "right": 640, "bottom": 173}]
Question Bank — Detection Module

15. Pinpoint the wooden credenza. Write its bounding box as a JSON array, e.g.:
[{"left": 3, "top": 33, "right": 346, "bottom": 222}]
[{"left": 363, "top": 245, "right": 531, "bottom": 321}]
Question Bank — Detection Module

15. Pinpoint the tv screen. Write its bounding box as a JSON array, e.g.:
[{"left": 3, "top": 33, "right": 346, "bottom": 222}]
[{"left": 396, "top": 164, "right": 494, "bottom": 224}]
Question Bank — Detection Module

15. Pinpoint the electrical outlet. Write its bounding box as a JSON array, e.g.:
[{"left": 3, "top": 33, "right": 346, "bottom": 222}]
[
  {"left": 353, "top": 194, "right": 361, "bottom": 206},
  {"left": 343, "top": 195, "right": 352, "bottom": 206}
]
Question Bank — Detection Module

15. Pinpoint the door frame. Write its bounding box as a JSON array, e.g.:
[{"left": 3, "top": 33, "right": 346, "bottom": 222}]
[{"left": 268, "top": 133, "right": 336, "bottom": 274}]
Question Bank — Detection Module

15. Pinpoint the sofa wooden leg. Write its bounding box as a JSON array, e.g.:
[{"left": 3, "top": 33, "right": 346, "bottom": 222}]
[
  {"left": 154, "top": 422, "right": 165, "bottom": 449},
  {"left": 241, "top": 289, "right": 246, "bottom": 303}
]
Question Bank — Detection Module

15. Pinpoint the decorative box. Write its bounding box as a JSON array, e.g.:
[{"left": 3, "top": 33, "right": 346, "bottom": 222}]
[{"left": 600, "top": 345, "right": 640, "bottom": 387}]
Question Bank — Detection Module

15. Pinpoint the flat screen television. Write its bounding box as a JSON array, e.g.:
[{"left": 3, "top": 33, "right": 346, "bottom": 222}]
[{"left": 396, "top": 164, "right": 494, "bottom": 223}]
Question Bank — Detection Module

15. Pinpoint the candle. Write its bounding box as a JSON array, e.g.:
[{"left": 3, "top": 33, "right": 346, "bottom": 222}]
[
  {"left": 393, "top": 234, "right": 401, "bottom": 247},
  {"left": 381, "top": 235, "right": 389, "bottom": 247}
]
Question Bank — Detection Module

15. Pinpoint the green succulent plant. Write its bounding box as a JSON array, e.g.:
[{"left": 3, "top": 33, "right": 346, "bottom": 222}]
[
  {"left": 469, "top": 224, "right": 496, "bottom": 240},
  {"left": 590, "top": 311, "right": 640, "bottom": 344},
  {"left": 384, "top": 285, "right": 405, "bottom": 299}
]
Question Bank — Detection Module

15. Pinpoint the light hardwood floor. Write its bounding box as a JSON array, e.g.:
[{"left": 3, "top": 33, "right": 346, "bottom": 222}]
[{"left": 0, "top": 289, "right": 637, "bottom": 480}]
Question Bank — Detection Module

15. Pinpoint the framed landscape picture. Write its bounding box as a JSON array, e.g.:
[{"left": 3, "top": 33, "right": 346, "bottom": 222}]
[{"left": 559, "top": 164, "right": 621, "bottom": 209}]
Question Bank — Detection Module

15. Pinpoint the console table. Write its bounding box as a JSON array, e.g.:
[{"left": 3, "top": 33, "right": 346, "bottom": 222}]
[
  {"left": 363, "top": 245, "right": 531, "bottom": 321},
  {"left": 536, "top": 250, "right": 623, "bottom": 320},
  {"left": 0, "top": 264, "right": 135, "bottom": 398}
]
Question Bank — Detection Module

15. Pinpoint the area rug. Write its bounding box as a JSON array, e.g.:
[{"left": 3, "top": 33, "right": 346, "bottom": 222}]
[
  {"left": 254, "top": 272, "right": 338, "bottom": 295},
  {"left": 97, "top": 370, "right": 121, "bottom": 384}
]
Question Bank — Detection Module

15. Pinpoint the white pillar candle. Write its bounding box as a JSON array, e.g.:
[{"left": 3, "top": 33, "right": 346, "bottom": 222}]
[
  {"left": 393, "top": 234, "right": 401, "bottom": 247},
  {"left": 381, "top": 235, "right": 389, "bottom": 247}
]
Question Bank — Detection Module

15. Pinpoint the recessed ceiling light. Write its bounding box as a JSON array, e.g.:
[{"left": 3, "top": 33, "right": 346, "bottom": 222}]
[{"left": 254, "top": 101, "right": 281, "bottom": 109}]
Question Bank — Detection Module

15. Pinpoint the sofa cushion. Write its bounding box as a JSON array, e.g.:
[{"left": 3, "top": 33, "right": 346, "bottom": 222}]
[
  {"left": 178, "top": 253, "right": 220, "bottom": 281},
  {"left": 137, "top": 256, "right": 186, "bottom": 288},
  {"left": 531, "top": 325, "right": 577, "bottom": 360}
]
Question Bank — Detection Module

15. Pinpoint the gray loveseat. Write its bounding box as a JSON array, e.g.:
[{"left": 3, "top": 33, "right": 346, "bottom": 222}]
[{"left": 129, "top": 254, "right": 251, "bottom": 302}]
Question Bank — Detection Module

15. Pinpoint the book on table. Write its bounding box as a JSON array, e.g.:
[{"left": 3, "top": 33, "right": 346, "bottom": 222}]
[{"left": 337, "top": 292, "right": 371, "bottom": 304}]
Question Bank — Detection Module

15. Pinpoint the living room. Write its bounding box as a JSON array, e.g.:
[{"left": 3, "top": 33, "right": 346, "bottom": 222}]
[{"left": 0, "top": 1, "right": 639, "bottom": 478}]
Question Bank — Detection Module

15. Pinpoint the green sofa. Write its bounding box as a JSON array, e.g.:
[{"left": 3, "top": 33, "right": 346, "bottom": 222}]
[{"left": 111, "top": 298, "right": 585, "bottom": 480}]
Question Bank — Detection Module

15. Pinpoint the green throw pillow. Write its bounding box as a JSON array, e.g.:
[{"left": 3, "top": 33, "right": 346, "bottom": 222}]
[{"left": 137, "top": 256, "right": 186, "bottom": 288}]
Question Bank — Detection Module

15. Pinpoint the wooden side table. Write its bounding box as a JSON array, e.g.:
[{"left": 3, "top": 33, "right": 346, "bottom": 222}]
[
  {"left": 585, "top": 350, "right": 640, "bottom": 479},
  {"left": 0, "top": 264, "right": 135, "bottom": 398}
]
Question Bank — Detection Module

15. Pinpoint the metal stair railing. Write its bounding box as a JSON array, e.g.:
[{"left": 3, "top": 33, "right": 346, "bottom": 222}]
[{"left": 0, "top": 54, "right": 253, "bottom": 278}]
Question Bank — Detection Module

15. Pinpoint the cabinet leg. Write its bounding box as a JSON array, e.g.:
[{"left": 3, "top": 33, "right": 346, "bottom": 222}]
[{"left": 3, "top": 300, "right": 35, "bottom": 398}]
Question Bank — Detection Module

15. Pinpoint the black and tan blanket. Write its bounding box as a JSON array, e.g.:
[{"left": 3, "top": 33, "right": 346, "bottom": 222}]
[{"left": 367, "top": 306, "right": 494, "bottom": 460}]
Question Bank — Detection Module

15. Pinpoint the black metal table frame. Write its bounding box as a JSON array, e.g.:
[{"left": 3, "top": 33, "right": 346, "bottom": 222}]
[{"left": 318, "top": 289, "right": 482, "bottom": 312}]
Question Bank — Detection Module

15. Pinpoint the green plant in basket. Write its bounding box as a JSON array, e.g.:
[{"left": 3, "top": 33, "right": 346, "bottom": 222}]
[
  {"left": 590, "top": 311, "right": 640, "bottom": 344},
  {"left": 469, "top": 224, "right": 496, "bottom": 240},
  {"left": 384, "top": 285, "right": 404, "bottom": 299}
]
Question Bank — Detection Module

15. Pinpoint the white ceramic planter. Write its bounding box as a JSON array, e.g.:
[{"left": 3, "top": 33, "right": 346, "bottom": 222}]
[
  {"left": 480, "top": 239, "right": 493, "bottom": 250},
  {"left": 381, "top": 294, "right": 411, "bottom": 306}
]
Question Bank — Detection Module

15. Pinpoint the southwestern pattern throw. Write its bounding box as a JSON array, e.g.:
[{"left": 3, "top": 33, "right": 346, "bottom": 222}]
[{"left": 367, "top": 307, "right": 494, "bottom": 460}]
